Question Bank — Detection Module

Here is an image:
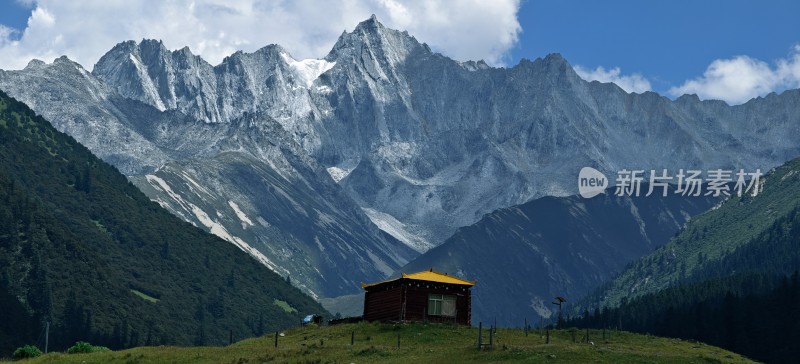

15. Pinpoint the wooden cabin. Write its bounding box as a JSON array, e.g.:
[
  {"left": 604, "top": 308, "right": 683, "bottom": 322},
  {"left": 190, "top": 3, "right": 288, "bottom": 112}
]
[{"left": 361, "top": 269, "right": 476, "bottom": 325}]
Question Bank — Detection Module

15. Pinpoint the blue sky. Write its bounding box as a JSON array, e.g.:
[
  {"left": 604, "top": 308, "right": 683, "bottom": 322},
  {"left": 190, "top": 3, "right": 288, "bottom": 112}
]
[
  {"left": 0, "top": 1, "right": 29, "bottom": 32},
  {"left": 0, "top": 1, "right": 798, "bottom": 104},
  {"left": 512, "top": 0, "right": 800, "bottom": 93}
]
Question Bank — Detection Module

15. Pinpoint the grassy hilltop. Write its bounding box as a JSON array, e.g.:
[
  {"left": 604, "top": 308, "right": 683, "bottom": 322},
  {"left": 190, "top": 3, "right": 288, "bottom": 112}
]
[{"left": 11, "top": 322, "right": 754, "bottom": 363}]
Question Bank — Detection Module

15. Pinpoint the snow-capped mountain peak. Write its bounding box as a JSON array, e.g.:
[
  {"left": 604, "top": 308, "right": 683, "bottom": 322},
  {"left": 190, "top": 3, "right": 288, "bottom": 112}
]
[
  {"left": 279, "top": 52, "right": 335, "bottom": 88},
  {"left": 1, "top": 16, "right": 799, "bottom": 300}
]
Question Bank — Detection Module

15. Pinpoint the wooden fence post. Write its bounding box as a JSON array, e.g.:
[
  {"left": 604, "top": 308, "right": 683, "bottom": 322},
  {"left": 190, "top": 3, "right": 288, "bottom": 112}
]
[
  {"left": 488, "top": 326, "right": 494, "bottom": 349},
  {"left": 477, "top": 322, "right": 482, "bottom": 350}
]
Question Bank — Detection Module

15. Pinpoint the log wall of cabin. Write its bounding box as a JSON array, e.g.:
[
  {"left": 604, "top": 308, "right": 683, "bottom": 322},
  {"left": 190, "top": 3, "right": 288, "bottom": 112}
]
[{"left": 363, "top": 283, "right": 404, "bottom": 322}]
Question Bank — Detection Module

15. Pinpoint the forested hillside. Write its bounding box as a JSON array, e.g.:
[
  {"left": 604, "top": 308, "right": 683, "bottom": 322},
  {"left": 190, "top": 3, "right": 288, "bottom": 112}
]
[
  {"left": 569, "top": 271, "right": 800, "bottom": 363},
  {"left": 569, "top": 159, "right": 800, "bottom": 363},
  {"left": 0, "top": 90, "right": 327, "bottom": 356},
  {"left": 588, "top": 157, "right": 800, "bottom": 309}
]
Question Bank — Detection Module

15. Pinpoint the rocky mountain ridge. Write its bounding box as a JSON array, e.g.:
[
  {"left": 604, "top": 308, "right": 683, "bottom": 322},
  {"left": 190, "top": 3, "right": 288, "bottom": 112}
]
[{"left": 1, "top": 16, "right": 799, "bottom": 300}]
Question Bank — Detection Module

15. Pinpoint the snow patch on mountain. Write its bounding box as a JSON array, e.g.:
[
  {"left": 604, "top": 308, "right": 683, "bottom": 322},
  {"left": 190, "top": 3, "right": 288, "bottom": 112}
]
[
  {"left": 146, "top": 174, "right": 192, "bottom": 212},
  {"left": 228, "top": 200, "right": 254, "bottom": 228},
  {"left": 148, "top": 173, "right": 287, "bottom": 284},
  {"left": 362, "top": 207, "right": 432, "bottom": 253},
  {"left": 280, "top": 52, "right": 335, "bottom": 88},
  {"left": 315, "top": 85, "right": 333, "bottom": 94},
  {"left": 189, "top": 203, "right": 285, "bottom": 277},
  {"left": 326, "top": 166, "right": 353, "bottom": 183}
]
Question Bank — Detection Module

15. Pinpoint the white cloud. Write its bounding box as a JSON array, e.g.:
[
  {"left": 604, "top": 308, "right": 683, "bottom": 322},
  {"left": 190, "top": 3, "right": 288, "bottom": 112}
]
[
  {"left": 0, "top": 0, "right": 521, "bottom": 71},
  {"left": 669, "top": 45, "right": 800, "bottom": 105},
  {"left": 573, "top": 65, "right": 652, "bottom": 94},
  {"left": 0, "top": 25, "right": 18, "bottom": 46}
]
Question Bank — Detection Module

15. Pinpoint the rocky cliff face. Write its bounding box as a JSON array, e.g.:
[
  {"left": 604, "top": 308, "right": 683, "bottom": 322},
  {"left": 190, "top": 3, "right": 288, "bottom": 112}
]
[
  {"left": 1, "top": 16, "right": 799, "bottom": 299},
  {"left": 0, "top": 43, "right": 415, "bottom": 299}
]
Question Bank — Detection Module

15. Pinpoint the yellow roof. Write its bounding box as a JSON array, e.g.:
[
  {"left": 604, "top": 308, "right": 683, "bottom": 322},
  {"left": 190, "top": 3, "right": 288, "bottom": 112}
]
[{"left": 361, "top": 269, "right": 476, "bottom": 289}]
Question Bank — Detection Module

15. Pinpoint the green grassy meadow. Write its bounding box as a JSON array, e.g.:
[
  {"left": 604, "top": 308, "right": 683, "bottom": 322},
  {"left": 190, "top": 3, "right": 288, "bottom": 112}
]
[{"left": 9, "top": 322, "right": 755, "bottom": 363}]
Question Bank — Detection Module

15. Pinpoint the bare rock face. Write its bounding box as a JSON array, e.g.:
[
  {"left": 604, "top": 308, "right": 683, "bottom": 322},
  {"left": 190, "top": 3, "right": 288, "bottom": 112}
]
[{"left": 1, "top": 16, "right": 799, "bottom": 299}]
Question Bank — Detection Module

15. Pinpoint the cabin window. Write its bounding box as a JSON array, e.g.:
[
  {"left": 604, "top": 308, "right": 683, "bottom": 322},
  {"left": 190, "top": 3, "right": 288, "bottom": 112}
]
[{"left": 428, "top": 294, "right": 456, "bottom": 316}]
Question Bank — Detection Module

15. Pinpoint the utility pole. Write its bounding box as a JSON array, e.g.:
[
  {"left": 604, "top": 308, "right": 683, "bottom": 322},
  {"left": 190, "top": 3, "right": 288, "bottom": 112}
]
[
  {"left": 552, "top": 296, "right": 566, "bottom": 329},
  {"left": 45, "top": 321, "right": 49, "bottom": 354}
]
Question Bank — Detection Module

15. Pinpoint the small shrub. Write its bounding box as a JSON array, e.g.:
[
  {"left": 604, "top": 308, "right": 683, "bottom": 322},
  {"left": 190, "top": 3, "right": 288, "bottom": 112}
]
[
  {"left": 67, "top": 341, "right": 110, "bottom": 354},
  {"left": 12, "top": 345, "right": 42, "bottom": 360},
  {"left": 67, "top": 341, "right": 93, "bottom": 354}
]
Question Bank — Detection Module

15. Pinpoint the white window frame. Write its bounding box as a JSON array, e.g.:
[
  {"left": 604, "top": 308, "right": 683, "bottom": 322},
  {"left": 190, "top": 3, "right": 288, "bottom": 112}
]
[{"left": 428, "top": 294, "right": 456, "bottom": 317}]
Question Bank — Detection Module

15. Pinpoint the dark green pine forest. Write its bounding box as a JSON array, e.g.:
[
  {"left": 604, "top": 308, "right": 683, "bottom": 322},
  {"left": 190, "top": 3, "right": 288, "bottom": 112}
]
[
  {"left": 569, "top": 159, "right": 800, "bottom": 363},
  {"left": 0, "top": 90, "right": 327, "bottom": 356},
  {"left": 569, "top": 270, "right": 800, "bottom": 363}
]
